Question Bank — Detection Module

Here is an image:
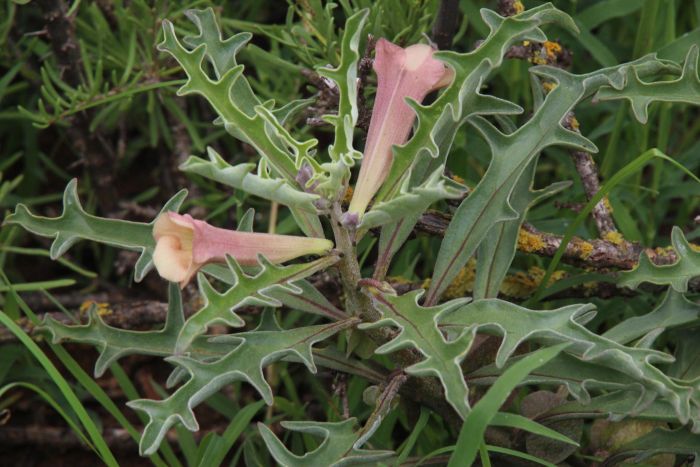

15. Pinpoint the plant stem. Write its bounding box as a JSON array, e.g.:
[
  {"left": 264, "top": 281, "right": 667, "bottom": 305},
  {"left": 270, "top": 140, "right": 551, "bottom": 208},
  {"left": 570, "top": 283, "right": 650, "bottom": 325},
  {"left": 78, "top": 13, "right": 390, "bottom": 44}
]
[
  {"left": 329, "top": 203, "right": 461, "bottom": 430},
  {"left": 330, "top": 202, "right": 379, "bottom": 321}
]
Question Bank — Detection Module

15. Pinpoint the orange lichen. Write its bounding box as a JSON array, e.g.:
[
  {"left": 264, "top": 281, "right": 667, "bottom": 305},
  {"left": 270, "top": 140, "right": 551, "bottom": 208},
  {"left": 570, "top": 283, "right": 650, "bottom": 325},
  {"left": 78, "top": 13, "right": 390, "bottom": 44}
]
[
  {"left": 388, "top": 275, "right": 413, "bottom": 286},
  {"left": 543, "top": 41, "right": 562, "bottom": 59},
  {"left": 530, "top": 54, "right": 548, "bottom": 65},
  {"left": 602, "top": 196, "right": 613, "bottom": 213},
  {"left": 450, "top": 174, "right": 465, "bottom": 185},
  {"left": 518, "top": 228, "right": 545, "bottom": 253},
  {"left": 542, "top": 81, "right": 557, "bottom": 93},
  {"left": 578, "top": 240, "right": 594, "bottom": 259},
  {"left": 499, "top": 267, "right": 567, "bottom": 298},
  {"left": 79, "top": 300, "right": 112, "bottom": 316},
  {"left": 604, "top": 231, "right": 625, "bottom": 246},
  {"left": 420, "top": 262, "right": 567, "bottom": 300},
  {"left": 443, "top": 259, "right": 476, "bottom": 299},
  {"left": 569, "top": 115, "right": 580, "bottom": 131},
  {"left": 342, "top": 186, "right": 354, "bottom": 204}
]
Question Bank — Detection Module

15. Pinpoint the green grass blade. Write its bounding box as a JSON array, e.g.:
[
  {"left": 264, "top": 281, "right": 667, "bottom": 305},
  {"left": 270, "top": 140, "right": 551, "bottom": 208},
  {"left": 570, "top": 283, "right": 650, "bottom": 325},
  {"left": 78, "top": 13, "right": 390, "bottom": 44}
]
[
  {"left": 0, "top": 246, "right": 97, "bottom": 278},
  {"left": 1, "top": 275, "right": 170, "bottom": 467},
  {"left": 486, "top": 445, "right": 557, "bottom": 467},
  {"left": 394, "top": 407, "right": 430, "bottom": 466},
  {"left": 0, "top": 310, "right": 118, "bottom": 466},
  {"left": 0, "top": 279, "right": 75, "bottom": 292},
  {"left": 0, "top": 381, "right": 94, "bottom": 450},
  {"left": 447, "top": 343, "right": 569, "bottom": 467},
  {"left": 196, "top": 400, "right": 265, "bottom": 467},
  {"left": 528, "top": 148, "right": 660, "bottom": 304},
  {"left": 490, "top": 412, "right": 578, "bottom": 446}
]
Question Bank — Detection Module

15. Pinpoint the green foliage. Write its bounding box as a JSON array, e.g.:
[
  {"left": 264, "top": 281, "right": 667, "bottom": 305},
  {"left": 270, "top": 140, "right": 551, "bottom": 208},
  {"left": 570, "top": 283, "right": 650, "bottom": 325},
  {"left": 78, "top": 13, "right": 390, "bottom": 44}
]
[
  {"left": 259, "top": 418, "right": 394, "bottom": 466},
  {"left": 360, "top": 288, "right": 475, "bottom": 418},
  {"left": 4, "top": 179, "right": 187, "bottom": 282},
  {"left": 426, "top": 54, "right": 680, "bottom": 304},
  {"left": 620, "top": 226, "right": 700, "bottom": 292},
  {"left": 41, "top": 284, "right": 222, "bottom": 378},
  {"left": 4, "top": 1, "right": 700, "bottom": 465},
  {"left": 180, "top": 147, "right": 319, "bottom": 209},
  {"left": 176, "top": 254, "right": 339, "bottom": 354},
  {"left": 596, "top": 45, "right": 700, "bottom": 123},
  {"left": 128, "top": 312, "right": 357, "bottom": 455}
]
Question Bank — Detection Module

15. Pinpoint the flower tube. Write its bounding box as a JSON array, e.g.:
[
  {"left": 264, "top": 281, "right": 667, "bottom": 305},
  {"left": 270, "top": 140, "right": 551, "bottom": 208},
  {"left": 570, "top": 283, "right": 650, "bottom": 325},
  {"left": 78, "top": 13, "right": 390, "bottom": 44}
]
[
  {"left": 153, "top": 212, "right": 334, "bottom": 287},
  {"left": 344, "top": 38, "right": 453, "bottom": 225}
]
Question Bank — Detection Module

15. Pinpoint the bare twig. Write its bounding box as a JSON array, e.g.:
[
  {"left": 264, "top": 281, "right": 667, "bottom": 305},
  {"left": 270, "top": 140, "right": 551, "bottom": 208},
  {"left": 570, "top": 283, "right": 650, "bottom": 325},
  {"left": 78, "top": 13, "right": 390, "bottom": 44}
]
[
  {"left": 416, "top": 210, "right": 687, "bottom": 271},
  {"left": 431, "top": 0, "right": 461, "bottom": 50}
]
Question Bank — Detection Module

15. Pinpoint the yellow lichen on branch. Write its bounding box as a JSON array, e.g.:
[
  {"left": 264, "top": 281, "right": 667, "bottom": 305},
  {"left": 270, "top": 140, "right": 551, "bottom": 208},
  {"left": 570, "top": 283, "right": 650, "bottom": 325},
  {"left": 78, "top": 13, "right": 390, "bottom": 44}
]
[
  {"left": 79, "top": 300, "right": 112, "bottom": 316},
  {"left": 518, "top": 228, "right": 545, "bottom": 253}
]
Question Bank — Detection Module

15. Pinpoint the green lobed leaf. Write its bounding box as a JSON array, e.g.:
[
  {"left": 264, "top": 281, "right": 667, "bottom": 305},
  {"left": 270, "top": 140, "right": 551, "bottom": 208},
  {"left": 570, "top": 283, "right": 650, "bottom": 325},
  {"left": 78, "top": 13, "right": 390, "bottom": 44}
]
[
  {"left": 425, "top": 52, "right": 683, "bottom": 305},
  {"left": 442, "top": 298, "right": 700, "bottom": 431},
  {"left": 359, "top": 287, "right": 475, "bottom": 418},
  {"left": 360, "top": 167, "right": 465, "bottom": 230},
  {"left": 200, "top": 263, "right": 347, "bottom": 322},
  {"left": 39, "top": 284, "right": 225, "bottom": 378},
  {"left": 603, "top": 289, "right": 700, "bottom": 344},
  {"left": 448, "top": 343, "right": 569, "bottom": 467},
  {"left": 180, "top": 147, "right": 319, "bottom": 209},
  {"left": 258, "top": 418, "right": 394, "bottom": 466},
  {"left": 619, "top": 227, "right": 700, "bottom": 292},
  {"left": 3, "top": 179, "right": 187, "bottom": 282},
  {"left": 473, "top": 153, "right": 570, "bottom": 300},
  {"left": 158, "top": 10, "right": 306, "bottom": 182},
  {"left": 311, "top": 10, "right": 369, "bottom": 200},
  {"left": 604, "top": 427, "right": 700, "bottom": 465},
  {"left": 264, "top": 278, "right": 347, "bottom": 321},
  {"left": 127, "top": 312, "right": 358, "bottom": 456},
  {"left": 181, "top": 8, "right": 258, "bottom": 108},
  {"left": 595, "top": 45, "right": 700, "bottom": 124},
  {"left": 175, "top": 254, "right": 339, "bottom": 354},
  {"left": 316, "top": 10, "right": 367, "bottom": 167}
]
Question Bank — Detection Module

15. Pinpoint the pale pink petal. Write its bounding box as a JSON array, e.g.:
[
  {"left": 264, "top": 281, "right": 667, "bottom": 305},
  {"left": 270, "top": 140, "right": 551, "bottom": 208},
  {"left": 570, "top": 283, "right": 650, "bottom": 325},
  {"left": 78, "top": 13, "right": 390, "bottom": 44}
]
[
  {"left": 346, "top": 38, "right": 453, "bottom": 223},
  {"left": 152, "top": 212, "right": 333, "bottom": 287}
]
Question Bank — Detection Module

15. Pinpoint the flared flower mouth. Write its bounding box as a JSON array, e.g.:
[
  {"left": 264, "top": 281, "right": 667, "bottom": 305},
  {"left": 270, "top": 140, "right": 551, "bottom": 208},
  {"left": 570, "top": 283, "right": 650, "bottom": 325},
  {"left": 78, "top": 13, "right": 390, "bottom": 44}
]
[
  {"left": 153, "top": 212, "right": 334, "bottom": 287},
  {"left": 344, "top": 38, "right": 454, "bottom": 225},
  {"left": 153, "top": 213, "right": 199, "bottom": 286}
]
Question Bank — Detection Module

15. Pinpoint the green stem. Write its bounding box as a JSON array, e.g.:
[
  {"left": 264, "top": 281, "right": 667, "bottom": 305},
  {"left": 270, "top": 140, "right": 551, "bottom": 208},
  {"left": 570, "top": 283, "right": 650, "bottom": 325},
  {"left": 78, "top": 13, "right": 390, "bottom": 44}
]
[
  {"left": 329, "top": 204, "right": 462, "bottom": 430},
  {"left": 330, "top": 203, "right": 378, "bottom": 321}
]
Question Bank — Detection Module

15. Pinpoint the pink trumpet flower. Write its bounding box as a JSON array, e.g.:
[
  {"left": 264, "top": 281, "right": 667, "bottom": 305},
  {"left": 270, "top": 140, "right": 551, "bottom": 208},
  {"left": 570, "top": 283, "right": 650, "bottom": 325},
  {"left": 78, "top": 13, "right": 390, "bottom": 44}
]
[
  {"left": 153, "top": 212, "right": 334, "bottom": 287},
  {"left": 344, "top": 38, "right": 453, "bottom": 225}
]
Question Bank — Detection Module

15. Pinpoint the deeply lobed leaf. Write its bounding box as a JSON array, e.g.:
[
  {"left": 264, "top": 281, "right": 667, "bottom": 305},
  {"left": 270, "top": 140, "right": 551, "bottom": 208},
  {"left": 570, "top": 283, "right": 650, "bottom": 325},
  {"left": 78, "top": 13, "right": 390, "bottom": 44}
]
[
  {"left": 4, "top": 179, "right": 187, "bottom": 282},
  {"left": 128, "top": 312, "right": 358, "bottom": 455}
]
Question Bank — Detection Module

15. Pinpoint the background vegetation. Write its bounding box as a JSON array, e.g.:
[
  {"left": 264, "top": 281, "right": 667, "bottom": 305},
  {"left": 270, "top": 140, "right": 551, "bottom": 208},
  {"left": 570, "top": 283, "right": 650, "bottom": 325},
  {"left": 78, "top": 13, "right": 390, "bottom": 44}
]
[{"left": 0, "top": 0, "right": 699, "bottom": 465}]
